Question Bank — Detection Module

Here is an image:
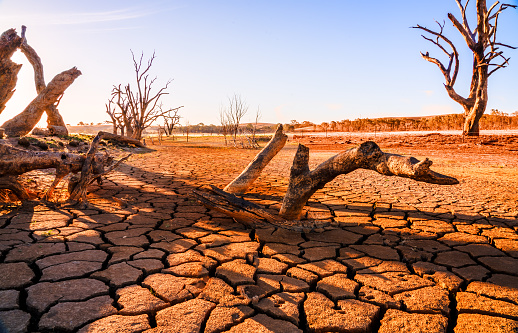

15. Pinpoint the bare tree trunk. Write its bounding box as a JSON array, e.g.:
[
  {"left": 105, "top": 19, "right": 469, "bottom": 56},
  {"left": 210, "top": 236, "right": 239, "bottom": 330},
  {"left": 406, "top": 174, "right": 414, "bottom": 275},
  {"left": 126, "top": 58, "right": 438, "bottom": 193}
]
[
  {"left": 1, "top": 67, "right": 81, "bottom": 137},
  {"left": 279, "top": 141, "right": 459, "bottom": 220},
  {"left": 0, "top": 29, "right": 23, "bottom": 115},
  {"left": 224, "top": 124, "right": 287, "bottom": 194}
]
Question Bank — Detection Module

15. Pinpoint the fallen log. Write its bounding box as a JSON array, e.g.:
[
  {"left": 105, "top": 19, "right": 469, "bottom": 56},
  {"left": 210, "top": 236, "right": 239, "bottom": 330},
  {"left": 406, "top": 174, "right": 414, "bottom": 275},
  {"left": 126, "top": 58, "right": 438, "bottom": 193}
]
[
  {"left": 98, "top": 131, "right": 147, "bottom": 148},
  {"left": 192, "top": 186, "right": 331, "bottom": 232},
  {"left": 224, "top": 124, "right": 287, "bottom": 194},
  {"left": 0, "top": 132, "right": 130, "bottom": 201}
]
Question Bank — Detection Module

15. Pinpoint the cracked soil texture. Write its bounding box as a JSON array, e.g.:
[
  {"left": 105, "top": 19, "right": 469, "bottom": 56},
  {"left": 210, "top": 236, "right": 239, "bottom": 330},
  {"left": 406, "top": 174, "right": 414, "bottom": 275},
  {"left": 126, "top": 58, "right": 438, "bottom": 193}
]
[{"left": 1, "top": 133, "right": 517, "bottom": 332}]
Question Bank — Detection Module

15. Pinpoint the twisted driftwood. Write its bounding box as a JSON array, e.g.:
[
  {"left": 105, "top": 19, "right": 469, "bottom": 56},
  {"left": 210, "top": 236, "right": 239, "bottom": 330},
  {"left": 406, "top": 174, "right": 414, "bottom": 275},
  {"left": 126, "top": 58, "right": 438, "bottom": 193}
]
[{"left": 193, "top": 126, "right": 459, "bottom": 230}]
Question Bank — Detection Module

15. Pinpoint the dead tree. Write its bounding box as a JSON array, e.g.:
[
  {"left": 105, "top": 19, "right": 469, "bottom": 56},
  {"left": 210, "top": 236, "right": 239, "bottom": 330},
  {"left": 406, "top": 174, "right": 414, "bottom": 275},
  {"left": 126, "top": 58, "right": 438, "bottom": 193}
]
[
  {"left": 193, "top": 125, "right": 458, "bottom": 231},
  {"left": 109, "top": 51, "right": 179, "bottom": 141},
  {"left": 105, "top": 97, "right": 124, "bottom": 135},
  {"left": 224, "top": 94, "right": 248, "bottom": 144},
  {"left": 19, "top": 26, "right": 68, "bottom": 134},
  {"left": 0, "top": 132, "right": 130, "bottom": 203},
  {"left": 161, "top": 106, "right": 183, "bottom": 136},
  {"left": 219, "top": 107, "right": 230, "bottom": 146},
  {"left": 414, "top": 0, "right": 516, "bottom": 136}
]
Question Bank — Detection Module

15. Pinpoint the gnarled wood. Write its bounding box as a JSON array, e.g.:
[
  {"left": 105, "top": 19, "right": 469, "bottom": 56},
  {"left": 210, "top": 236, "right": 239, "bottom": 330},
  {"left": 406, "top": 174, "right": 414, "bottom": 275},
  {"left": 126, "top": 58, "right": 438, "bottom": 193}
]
[
  {"left": 224, "top": 124, "right": 287, "bottom": 194},
  {"left": 68, "top": 132, "right": 132, "bottom": 204},
  {"left": 193, "top": 136, "right": 459, "bottom": 230},
  {"left": 2, "top": 67, "right": 81, "bottom": 137},
  {"left": 0, "top": 132, "right": 129, "bottom": 201},
  {"left": 0, "top": 28, "right": 23, "bottom": 115},
  {"left": 279, "top": 141, "right": 459, "bottom": 220},
  {"left": 0, "top": 176, "right": 29, "bottom": 200}
]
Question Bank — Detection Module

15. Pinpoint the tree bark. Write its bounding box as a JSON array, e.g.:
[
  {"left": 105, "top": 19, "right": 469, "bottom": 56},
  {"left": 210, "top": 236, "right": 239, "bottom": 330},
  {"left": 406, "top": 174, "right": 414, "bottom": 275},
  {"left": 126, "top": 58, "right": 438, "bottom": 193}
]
[
  {"left": 1, "top": 67, "right": 81, "bottom": 137},
  {"left": 0, "top": 29, "right": 23, "bottom": 115},
  {"left": 278, "top": 142, "right": 459, "bottom": 220},
  {"left": 224, "top": 124, "right": 287, "bottom": 194}
]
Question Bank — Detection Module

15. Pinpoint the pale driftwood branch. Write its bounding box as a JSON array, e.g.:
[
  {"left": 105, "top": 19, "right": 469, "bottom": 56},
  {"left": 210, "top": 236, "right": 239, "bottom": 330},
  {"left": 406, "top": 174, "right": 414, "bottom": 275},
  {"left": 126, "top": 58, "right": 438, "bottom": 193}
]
[
  {"left": 224, "top": 124, "right": 287, "bottom": 194},
  {"left": 0, "top": 28, "right": 23, "bottom": 115},
  {"left": 278, "top": 141, "right": 459, "bottom": 220},
  {"left": 16, "top": 26, "right": 68, "bottom": 133},
  {"left": 1, "top": 67, "right": 81, "bottom": 137}
]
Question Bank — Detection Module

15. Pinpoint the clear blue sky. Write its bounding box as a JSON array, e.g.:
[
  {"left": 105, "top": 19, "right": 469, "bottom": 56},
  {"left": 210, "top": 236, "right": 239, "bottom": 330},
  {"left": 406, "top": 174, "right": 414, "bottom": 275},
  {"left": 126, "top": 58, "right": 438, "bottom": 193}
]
[{"left": 1, "top": 0, "right": 517, "bottom": 127}]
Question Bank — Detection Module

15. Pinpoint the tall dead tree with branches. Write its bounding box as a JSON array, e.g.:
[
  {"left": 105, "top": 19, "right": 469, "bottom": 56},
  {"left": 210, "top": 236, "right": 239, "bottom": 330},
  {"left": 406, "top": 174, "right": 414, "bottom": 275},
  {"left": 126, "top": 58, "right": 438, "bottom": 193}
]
[
  {"left": 414, "top": 0, "right": 516, "bottom": 136},
  {"left": 109, "top": 51, "right": 179, "bottom": 141}
]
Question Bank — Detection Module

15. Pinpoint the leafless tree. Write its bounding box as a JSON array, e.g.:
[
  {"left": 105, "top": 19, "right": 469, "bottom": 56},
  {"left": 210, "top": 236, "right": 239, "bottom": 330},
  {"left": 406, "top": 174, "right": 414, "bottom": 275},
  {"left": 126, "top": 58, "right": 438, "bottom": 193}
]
[
  {"left": 105, "top": 97, "right": 124, "bottom": 135},
  {"left": 109, "top": 51, "right": 179, "bottom": 141},
  {"left": 251, "top": 106, "right": 262, "bottom": 145},
  {"left": 414, "top": 0, "right": 516, "bottom": 136},
  {"left": 225, "top": 94, "right": 248, "bottom": 143},
  {"left": 219, "top": 107, "right": 230, "bottom": 146},
  {"left": 161, "top": 105, "right": 183, "bottom": 136}
]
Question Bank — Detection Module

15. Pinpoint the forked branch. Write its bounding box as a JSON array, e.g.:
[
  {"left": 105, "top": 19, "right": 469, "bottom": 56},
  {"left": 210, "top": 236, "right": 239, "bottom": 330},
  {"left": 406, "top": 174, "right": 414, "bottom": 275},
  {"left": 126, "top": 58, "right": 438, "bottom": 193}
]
[{"left": 279, "top": 141, "right": 458, "bottom": 220}]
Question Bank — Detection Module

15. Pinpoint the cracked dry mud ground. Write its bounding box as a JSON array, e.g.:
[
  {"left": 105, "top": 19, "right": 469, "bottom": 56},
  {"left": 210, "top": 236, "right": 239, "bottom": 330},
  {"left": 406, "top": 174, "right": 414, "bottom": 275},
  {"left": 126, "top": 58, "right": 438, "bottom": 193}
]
[{"left": 1, "top": 137, "right": 518, "bottom": 332}]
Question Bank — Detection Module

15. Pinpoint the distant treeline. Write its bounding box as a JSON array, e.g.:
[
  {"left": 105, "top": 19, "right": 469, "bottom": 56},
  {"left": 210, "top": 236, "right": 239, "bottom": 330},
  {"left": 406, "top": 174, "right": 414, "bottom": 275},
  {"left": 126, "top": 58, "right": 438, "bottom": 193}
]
[
  {"left": 288, "top": 109, "right": 518, "bottom": 133},
  {"left": 147, "top": 109, "right": 518, "bottom": 135}
]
